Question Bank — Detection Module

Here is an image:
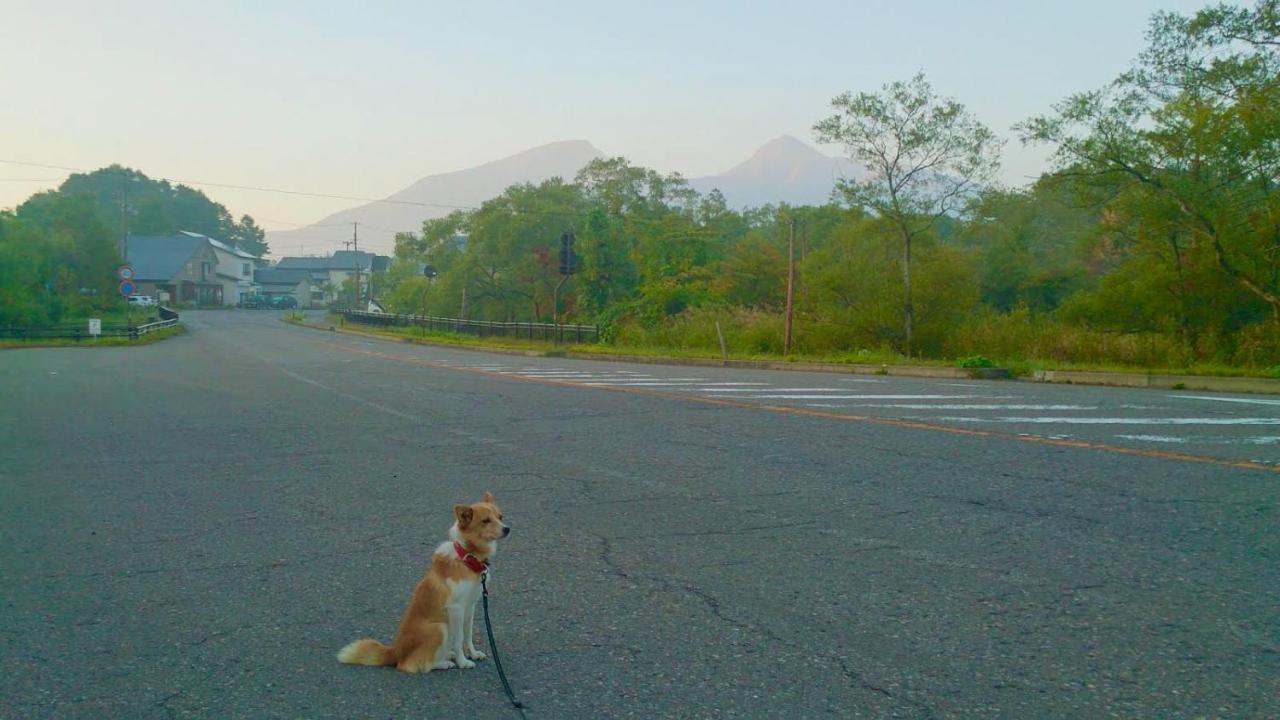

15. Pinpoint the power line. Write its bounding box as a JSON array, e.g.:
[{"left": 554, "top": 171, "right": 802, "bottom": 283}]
[{"left": 0, "top": 159, "right": 481, "bottom": 212}]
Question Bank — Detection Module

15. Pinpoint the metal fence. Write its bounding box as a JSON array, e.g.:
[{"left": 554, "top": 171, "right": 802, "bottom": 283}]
[
  {"left": 342, "top": 310, "right": 600, "bottom": 344},
  {"left": 0, "top": 317, "right": 180, "bottom": 341}
]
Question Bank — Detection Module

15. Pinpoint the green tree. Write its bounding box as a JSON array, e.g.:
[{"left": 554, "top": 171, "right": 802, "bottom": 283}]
[
  {"left": 1020, "top": 0, "right": 1280, "bottom": 319},
  {"left": 815, "top": 72, "right": 1002, "bottom": 354},
  {"left": 229, "top": 215, "right": 268, "bottom": 256}
]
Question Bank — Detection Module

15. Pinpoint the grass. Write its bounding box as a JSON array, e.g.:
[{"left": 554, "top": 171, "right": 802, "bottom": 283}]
[
  {"left": 291, "top": 312, "right": 1280, "bottom": 383},
  {"left": 0, "top": 324, "right": 186, "bottom": 350}
]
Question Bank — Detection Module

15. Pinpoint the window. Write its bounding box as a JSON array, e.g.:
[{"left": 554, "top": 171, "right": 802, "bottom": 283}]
[{"left": 242, "top": 262, "right": 250, "bottom": 276}]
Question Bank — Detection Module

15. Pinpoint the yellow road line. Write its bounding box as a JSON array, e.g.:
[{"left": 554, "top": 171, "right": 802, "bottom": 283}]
[{"left": 318, "top": 340, "right": 1280, "bottom": 475}]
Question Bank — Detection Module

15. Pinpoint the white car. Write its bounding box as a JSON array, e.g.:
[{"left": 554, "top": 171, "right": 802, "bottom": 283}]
[{"left": 128, "top": 295, "right": 157, "bottom": 307}]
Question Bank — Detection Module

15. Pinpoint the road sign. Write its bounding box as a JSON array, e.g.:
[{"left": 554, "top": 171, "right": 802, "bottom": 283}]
[
  {"left": 88, "top": 318, "right": 101, "bottom": 336},
  {"left": 117, "top": 265, "right": 135, "bottom": 281},
  {"left": 119, "top": 280, "right": 136, "bottom": 297}
]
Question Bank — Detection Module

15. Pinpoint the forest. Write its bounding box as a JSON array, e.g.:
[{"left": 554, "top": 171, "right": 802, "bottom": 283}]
[
  {"left": 379, "top": 2, "right": 1280, "bottom": 373},
  {"left": 3, "top": 2, "right": 1276, "bottom": 374}
]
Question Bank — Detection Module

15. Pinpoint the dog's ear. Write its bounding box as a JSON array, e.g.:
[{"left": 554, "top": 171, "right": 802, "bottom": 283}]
[
  {"left": 454, "top": 504, "right": 474, "bottom": 528},
  {"left": 482, "top": 491, "right": 496, "bottom": 504}
]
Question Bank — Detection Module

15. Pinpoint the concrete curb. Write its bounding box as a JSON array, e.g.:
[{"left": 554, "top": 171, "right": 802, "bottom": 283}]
[
  {"left": 1031, "top": 369, "right": 1280, "bottom": 395},
  {"left": 285, "top": 317, "right": 1279, "bottom": 395}
]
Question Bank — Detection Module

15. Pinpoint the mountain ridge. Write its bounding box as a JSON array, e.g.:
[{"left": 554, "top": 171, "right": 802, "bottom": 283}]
[{"left": 265, "top": 136, "right": 860, "bottom": 256}]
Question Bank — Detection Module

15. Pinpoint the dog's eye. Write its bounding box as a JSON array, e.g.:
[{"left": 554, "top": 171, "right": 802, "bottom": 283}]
[{"left": 482, "top": 518, "right": 491, "bottom": 524}]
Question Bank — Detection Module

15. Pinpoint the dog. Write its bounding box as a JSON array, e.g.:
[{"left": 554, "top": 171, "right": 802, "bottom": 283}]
[{"left": 337, "top": 491, "right": 510, "bottom": 673}]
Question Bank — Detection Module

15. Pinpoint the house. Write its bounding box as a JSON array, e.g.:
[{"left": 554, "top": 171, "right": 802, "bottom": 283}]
[
  {"left": 200, "top": 233, "right": 264, "bottom": 307},
  {"left": 253, "top": 267, "right": 314, "bottom": 306},
  {"left": 275, "top": 250, "right": 391, "bottom": 304},
  {"left": 127, "top": 234, "right": 223, "bottom": 306}
]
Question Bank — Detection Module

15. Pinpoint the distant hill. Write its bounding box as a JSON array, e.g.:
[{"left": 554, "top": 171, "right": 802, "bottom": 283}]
[
  {"left": 265, "top": 136, "right": 862, "bottom": 256},
  {"left": 265, "top": 140, "right": 605, "bottom": 256},
  {"left": 689, "top": 135, "right": 863, "bottom": 209}
]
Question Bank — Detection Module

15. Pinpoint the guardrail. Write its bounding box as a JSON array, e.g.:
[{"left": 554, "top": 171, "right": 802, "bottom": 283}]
[
  {"left": 134, "top": 318, "right": 180, "bottom": 336},
  {"left": 342, "top": 310, "right": 600, "bottom": 344},
  {"left": 0, "top": 315, "right": 181, "bottom": 341}
]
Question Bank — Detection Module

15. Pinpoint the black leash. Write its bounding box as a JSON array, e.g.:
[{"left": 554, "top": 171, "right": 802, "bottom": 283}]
[{"left": 481, "top": 572, "right": 528, "bottom": 719}]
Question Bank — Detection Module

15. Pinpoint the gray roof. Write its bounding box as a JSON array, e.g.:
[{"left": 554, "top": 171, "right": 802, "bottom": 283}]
[
  {"left": 275, "top": 256, "right": 332, "bottom": 270},
  {"left": 127, "top": 234, "right": 209, "bottom": 281},
  {"left": 276, "top": 251, "right": 389, "bottom": 272},
  {"left": 254, "top": 267, "right": 311, "bottom": 286},
  {"left": 330, "top": 250, "right": 378, "bottom": 270}
]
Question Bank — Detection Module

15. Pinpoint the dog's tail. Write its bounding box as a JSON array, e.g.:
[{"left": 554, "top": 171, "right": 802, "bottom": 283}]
[{"left": 337, "top": 638, "right": 397, "bottom": 666}]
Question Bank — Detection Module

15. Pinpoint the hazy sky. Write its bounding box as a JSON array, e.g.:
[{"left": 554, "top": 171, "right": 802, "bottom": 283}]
[{"left": 2, "top": 0, "right": 1214, "bottom": 231}]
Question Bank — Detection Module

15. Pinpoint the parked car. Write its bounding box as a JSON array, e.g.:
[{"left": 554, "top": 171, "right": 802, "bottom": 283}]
[
  {"left": 128, "top": 295, "right": 156, "bottom": 307},
  {"left": 237, "top": 295, "right": 266, "bottom": 309},
  {"left": 270, "top": 295, "right": 298, "bottom": 309}
]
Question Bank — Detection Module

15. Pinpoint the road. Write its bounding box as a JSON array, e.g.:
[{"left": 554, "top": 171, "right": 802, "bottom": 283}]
[{"left": 1, "top": 310, "right": 1276, "bottom": 719}]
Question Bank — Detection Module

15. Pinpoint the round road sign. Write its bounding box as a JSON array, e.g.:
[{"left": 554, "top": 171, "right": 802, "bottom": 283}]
[
  {"left": 118, "top": 265, "right": 135, "bottom": 281},
  {"left": 119, "top": 280, "right": 136, "bottom": 297}
]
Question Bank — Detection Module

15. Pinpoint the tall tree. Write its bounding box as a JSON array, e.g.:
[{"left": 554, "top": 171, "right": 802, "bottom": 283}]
[
  {"left": 229, "top": 215, "right": 268, "bottom": 257},
  {"left": 1020, "top": 0, "right": 1280, "bottom": 319},
  {"left": 815, "top": 72, "right": 1001, "bottom": 354}
]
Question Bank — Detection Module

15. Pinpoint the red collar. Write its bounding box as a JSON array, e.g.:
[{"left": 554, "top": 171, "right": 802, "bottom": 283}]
[{"left": 453, "top": 542, "right": 490, "bottom": 574}]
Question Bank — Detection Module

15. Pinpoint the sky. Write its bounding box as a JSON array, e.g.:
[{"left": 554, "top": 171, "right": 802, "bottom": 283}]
[{"left": 1, "top": 0, "right": 1217, "bottom": 232}]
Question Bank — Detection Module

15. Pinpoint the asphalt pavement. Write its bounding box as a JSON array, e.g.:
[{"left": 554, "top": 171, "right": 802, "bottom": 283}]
[{"left": 1, "top": 310, "right": 1276, "bottom": 719}]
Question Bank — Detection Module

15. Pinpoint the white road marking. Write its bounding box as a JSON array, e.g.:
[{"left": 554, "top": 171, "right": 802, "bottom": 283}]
[
  {"left": 1170, "top": 395, "right": 1280, "bottom": 406},
  {"left": 807, "top": 403, "right": 1097, "bottom": 410},
  {"left": 580, "top": 381, "right": 769, "bottom": 387},
  {"left": 695, "top": 387, "right": 850, "bottom": 393},
  {"left": 1245, "top": 436, "right": 1280, "bottom": 445},
  {"left": 933, "top": 417, "right": 1280, "bottom": 425},
  {"left": 737, "top": 394, "right": 991, "bottom": 400},
  {"left": 1118, "top": 434, "right": 1189, "bottom": 443},
  {"left": 509, "top": 372, "right": 638, "bottom": 378}
]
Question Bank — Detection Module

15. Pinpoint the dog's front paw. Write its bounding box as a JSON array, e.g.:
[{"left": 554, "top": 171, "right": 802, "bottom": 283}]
[
  {"left": 456, "top": 658, "right": 476, "bottom": 669},
  {"left": 466, "top": 648, "right": 487, "bottom": 661}
]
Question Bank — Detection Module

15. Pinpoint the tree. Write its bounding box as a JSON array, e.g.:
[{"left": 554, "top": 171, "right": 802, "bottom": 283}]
[
  {"left": 49, "top": 165, "right": 267, "bottom": 252},
  {"left": 229, "top": 215, "right": 268, "bottom": 257},
  {"left": 1020, "top": 0, "right": 1280, "bottom": 320},
  {"left": 815, "top": 72, "right": 1001, "bottom": 354}
]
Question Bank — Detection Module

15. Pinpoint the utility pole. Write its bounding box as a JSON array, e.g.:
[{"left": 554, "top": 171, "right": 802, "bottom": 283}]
[
  {"left": 783, "top": 216, "right": 796, "bottom": 355},
  {"left": 121, "top": 179, "right": 131, "bottom": 327},
  {"left": 353, "top": 223, "right": 362, "bottom": 312}
]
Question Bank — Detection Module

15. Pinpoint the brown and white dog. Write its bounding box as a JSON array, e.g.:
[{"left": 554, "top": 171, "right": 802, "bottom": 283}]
[{"left": 337, "top": 491, "right": 510, "bottom": 673}]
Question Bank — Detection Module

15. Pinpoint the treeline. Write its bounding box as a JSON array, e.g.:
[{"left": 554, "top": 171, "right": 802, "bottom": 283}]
[
  {"left": 0, "top": 166, "right": 266, "bottom": 325},
  {"left": 381, "top": 1, "right": 1280, "bottom": 371}
]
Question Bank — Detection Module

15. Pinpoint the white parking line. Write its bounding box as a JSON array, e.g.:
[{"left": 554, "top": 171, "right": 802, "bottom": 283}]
[
  {"left": 934, "top": 417, "right": 1280, "bottom": 425},
  {"left": 581, "top": 381, "right": 769, "bottom": 387},
  {"left": 807, "top": 404, "right": 1097, "bottom": 410},
  {"left": 695, "top": 387, "right": 850, "bottom": 393},
  {"left": 1170, "top": 395, "right": 1280, "bottom": 406},
  {"left": 736, "top": 394, "right": 991, "bottom": 400}
]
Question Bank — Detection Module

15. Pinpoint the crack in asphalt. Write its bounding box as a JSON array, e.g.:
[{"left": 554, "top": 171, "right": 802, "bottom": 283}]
[{"left": 591, "top": 533, "right": 936, "bottom": 715}]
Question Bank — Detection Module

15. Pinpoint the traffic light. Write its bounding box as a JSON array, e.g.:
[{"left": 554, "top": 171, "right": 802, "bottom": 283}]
[{"left": 558, "top": 231, "right": 578, "bottom": 276}]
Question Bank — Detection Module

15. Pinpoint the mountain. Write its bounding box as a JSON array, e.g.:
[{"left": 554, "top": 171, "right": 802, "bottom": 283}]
[
  {"left": 265, "top": 136, "right": 861, "bottom": 256},
  {"left": 688, "top": 135, "right": 863, "bottom": 209},
  {"left": 265, "top": 140, "right": 604, "bottom": 256}
]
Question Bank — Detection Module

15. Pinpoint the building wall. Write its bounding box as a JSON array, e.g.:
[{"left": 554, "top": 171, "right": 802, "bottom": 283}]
[{"left": 212, "top": 246, "right": 255, "bottom": 306}]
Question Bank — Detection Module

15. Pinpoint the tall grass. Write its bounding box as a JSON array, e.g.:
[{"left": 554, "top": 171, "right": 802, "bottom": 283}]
[{"left": 611, "top": 305, "right": 1280, "bottom": 375}]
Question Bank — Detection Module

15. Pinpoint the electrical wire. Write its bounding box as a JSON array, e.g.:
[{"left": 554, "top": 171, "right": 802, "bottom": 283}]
[{"left": 0, "top": 159, "right": 481, "bottom": 212}]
